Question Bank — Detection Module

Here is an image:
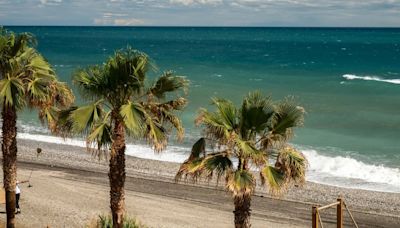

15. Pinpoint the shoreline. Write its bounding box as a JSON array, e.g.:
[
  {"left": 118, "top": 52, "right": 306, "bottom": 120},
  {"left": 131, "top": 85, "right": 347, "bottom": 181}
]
[
  {"left": 17, "top": 132, "right": 400, "bottom": 194},
  {"left": 15, "top": 138, "right": 400, "bottom": 216},
  {"left": 0, "top": 138, "right": 396, "bottom": 227}
]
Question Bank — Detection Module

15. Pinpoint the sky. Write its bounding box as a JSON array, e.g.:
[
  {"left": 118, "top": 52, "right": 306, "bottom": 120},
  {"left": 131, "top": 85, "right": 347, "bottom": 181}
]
[{"left": 0, "top": 0, "right": 400, "bottom": 27}]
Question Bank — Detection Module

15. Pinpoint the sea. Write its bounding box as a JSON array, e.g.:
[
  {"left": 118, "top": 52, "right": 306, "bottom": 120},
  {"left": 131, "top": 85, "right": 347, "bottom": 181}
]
[{"left": 6, "top": 26, "right": 400, "bottom": 193}]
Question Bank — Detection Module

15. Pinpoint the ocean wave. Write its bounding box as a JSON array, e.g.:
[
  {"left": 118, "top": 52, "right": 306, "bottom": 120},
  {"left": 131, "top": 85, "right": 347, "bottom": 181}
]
[
  {"left": 19, "top": 122, "right": 49, "bottom": 134},
  {"left": 343, "top": 74, "right": 400, "bottom": 85},
  {"left": 17, "top": 132, "right": 400, "bottom": 193},
  {"left": 54, "top": 64, "right": 72, "bottom": 68},
  {"left": 18, "top": 133, "right": 188, "bottom": 163},
  {"left": 303, "top": 149, "right": 400, "bottom": 192}
]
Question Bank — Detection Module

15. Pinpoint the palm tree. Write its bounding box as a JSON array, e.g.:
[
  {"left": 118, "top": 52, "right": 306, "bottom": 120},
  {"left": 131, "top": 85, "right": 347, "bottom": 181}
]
[
  {"left": 0, "top": 28, "right": 74, "bottom": 227},
  {"left": 176, "top": 91, "right": 307, "bottom": 228},
  {"left": 58, "top": 47, "right": 188, "bottom": 227}
]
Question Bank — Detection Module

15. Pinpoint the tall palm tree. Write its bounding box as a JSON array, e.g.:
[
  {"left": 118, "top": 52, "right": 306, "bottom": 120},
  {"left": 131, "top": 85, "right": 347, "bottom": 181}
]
[
  {"left": 176, "top": 91, "right": 307, "bottom": 228},
  {"left": 58, "top": 47, "right": 188, "bottom": 227},
  {"left": 0, "top": 28, "right": 74, "bottom": 227}
]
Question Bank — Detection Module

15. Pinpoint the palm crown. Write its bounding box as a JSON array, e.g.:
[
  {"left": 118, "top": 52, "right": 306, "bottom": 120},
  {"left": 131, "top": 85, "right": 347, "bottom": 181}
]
[
  {"left": 59, "top": 47, "right": 188, "bottom": 155},
  {"left": 0, "top": 28, "right": 74, "bottom": 130},
  {"left": 57, "top": 47, "right": 188, "bottom": 226},
  {"left": 176, "top": 91, "right": 307, "bottom": 196},
  {"left": 0, "top": 28, "right": 74, "bottom": 227}
]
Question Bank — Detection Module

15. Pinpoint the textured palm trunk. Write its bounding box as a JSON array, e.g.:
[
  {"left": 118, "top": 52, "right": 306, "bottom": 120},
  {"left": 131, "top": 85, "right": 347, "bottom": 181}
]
[
  {"left": 233, "top": 193, "right": 252, "bottom": 228},
  {"left": 109, "top": 111, "right": 126, "bottom": 228},
  {"left": 2, "top": 105, "right": 18, "bottom": 228}
]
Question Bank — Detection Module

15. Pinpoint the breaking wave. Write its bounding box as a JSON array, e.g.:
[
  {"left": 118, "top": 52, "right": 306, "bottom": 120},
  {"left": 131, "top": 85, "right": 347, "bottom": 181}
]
[
  {"left": 302, "top": 149, "right": 400, "bottom": 192},
  {"left": 17, "top": 132, "right": 400, "bottom": 193},
  {"left": 343, "top": 74, "right": 400, "bottom": 85}
]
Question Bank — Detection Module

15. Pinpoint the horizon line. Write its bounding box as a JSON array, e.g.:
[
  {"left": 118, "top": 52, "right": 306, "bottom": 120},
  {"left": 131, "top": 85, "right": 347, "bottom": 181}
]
[{"left": 2, "top": 25, "right": 400, "bottom": 29}]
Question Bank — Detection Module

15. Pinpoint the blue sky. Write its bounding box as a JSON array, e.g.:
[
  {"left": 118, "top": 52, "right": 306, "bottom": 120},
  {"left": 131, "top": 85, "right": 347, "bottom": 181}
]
[{"left": 1, "top": 0, "right": 400, "bottom": 27}]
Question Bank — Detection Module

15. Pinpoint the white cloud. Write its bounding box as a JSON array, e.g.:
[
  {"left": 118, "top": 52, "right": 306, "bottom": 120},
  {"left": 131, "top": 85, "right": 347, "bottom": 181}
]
[
  {"left": 114, "top": 18, "right": 145, "bottom": 25},
  {"left": 103, "top": 12, "right": 128, "bottom": 18},
  {"left": 169, "top": 0, "right": 222, "bottom": 6},
  {"left": 1, "top": 0, "right": 400, "bottom": 26},
  {"left": 230, "top": 0, "right": 400, "bottom": 9},
  {"left": 94, "top": 18, "right": 145, "bottom": 26},
  {"left": 40, "top": 0, "right": 62, "bottom": 5}
]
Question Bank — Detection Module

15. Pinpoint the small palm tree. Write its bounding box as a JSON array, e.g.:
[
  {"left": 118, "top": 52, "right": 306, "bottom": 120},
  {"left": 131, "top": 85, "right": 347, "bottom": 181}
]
[
  {"left": 176, "top": 91, "right": 307, "bottom": 228},
  {"left": 0, "top": 28, "right": 74, "bottom": 227},
  {"left": 58, "top": 47, "right": 188, "bottom": 228}
]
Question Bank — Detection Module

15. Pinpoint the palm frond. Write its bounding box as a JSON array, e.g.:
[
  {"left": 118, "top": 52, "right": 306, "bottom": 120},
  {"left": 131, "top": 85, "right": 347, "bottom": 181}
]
[
  {"left": 26, "top": 51, "right": 56, "bottom": 78},
  {"left": 38, "top": 106, "right": 59, "bottom": 132},
  {"left": 275, "top": 146, "right": 307, "bottom": 185},
  {"left": 180, "top": 91, "right": 306, "bottom": 199},
  {"left": 115, "top": 47, "right": 153, "bottom": 81},
  {"left": 87, "top": 120, "right": 112, "bottom": 157},
  {"left": 120, "top": 101, "right": 145, "bottom": 137},
  {"left": 175, "top": 138, "right": 206, "bottom": 182},
  {"left": 159, "top": 97, "right": 188, "bottom": 111},
  {"left": 0, "top": 77, "right": 25, "bottom": 108},
  {"left": 56, "top": 106, "right": 78, "bottom": 136},
  {"left": 175, "top": 157, "right": 205, "bottom": 182},
  {"left": 27, "top": 77, "right": 50, "bottom": 104},
  {"left": 234, "top": 137, "right": 265, "bottom": 166},
  {"left": 176, "top": 151, "right": 233, "bottom": 184},
  {"left": 74, "top": 47, "right": 155, "bottom": 107},
  {"left": 203, "top": 152, "right": 233, "bottom": 181},
  {"left": 73, "top": 66, "right": 105, "bottom": 101},
  {"left": 212, "top": 98, "right": 237, "bottom": 130},
  {"left": 240, "top": 91, "right": 275, "bottom": 138},
  {"left": 0, "top": 29, "right": 74, "bottom": 137},
  {"left": 270, "top": 97, "right": 305, "bottom": 143},
  {"left": 10, "top": 32, "right": 36, "bottom": 56},
  {"left": 162, "top": 109, "right": 185, "bottom": 141},
  {"left": 149, "top": 71, "right": 189, "bottom": 99},
  {"left": 226, "top": 170, "right": 255, "bottom": 196},
  {"left": 143, "top": 113, "right": 167, "bottom": 152},
  {"left": 260, "top": 165, "right": 286, "bottom": 195},
  {"left": 188, "top": 137, "right": 206, "bottom": 160},
  {"left": 52, "top": 82, "right": 74, "bottom": 107},
  {"left": 196, "top": 108, "right": 230, "bottom": 143},
  {"left": 69, "top": 100, "right": 104, "bottom": 134}
]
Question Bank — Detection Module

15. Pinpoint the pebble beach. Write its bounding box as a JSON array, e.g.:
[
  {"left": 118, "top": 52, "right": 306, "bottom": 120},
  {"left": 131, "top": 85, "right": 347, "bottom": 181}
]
[{"left": 1, "top": 138, "right": 397, "bottom": 227}]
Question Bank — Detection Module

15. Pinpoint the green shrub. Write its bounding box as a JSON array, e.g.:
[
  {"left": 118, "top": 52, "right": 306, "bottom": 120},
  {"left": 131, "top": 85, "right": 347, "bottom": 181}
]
[{"left": 88, "top": 215, "right": 144, "bottom": 228}]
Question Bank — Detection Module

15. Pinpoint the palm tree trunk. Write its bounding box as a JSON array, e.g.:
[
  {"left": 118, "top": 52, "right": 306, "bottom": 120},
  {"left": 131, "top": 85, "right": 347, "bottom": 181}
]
[
  {"left": 109, "top": 111, "right": 126, "bottom": 228},
  {"left": 2, "top": 105, "right": 18, "bottom": 228},
  {"left": 233, "top": 193, "right": 252, "bottom": 228}
]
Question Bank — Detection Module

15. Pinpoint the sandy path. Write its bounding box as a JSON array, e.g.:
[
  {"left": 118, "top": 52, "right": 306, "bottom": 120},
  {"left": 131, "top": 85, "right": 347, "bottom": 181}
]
[
  {"left": 3, "top": 165, "right": 301, "bottom": 228},
  {"left": 0, "top": 139, "right": 398, "bottom": 227},
  {"left": 0, "top": 162, "right": 396, "bottom": 228}
]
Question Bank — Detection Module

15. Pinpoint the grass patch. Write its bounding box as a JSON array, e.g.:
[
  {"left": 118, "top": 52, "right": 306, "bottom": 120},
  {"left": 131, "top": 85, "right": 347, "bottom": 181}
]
[{"left": 87, "top": 214, "right": 145, "bottom": 228}]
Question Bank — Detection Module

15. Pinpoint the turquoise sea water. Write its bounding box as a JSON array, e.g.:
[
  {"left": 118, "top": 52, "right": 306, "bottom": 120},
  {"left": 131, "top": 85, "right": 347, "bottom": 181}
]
[{"left": 6, "top": 26, "right": 400, "bottom": 192}]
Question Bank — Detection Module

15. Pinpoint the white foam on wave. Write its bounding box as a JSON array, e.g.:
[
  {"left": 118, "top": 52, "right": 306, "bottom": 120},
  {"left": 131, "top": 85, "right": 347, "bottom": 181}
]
[
  {"left": 18, "top": 133, "right": 86, "bottom": 147},
  {"left": 18, "top": 133, "right": 188, "bottom": 163},
  {"left": 17, "top": 132, "right": 400, "bottom": 193},
  {"left": 303, "top": 149, "right": 400, "bottom": 192},
  {"left": 343, "top": 74, "right": 400, "bottom": 85}
]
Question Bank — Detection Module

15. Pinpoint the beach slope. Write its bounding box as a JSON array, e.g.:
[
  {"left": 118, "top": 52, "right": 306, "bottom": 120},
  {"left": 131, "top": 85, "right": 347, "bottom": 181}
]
[{"left": 0, "top": 139, "right": 398, "bottom": 227}]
